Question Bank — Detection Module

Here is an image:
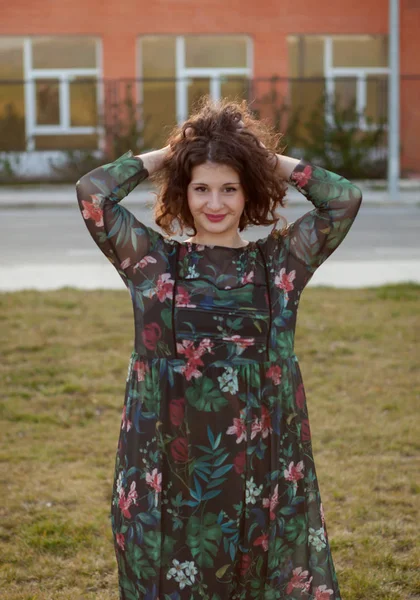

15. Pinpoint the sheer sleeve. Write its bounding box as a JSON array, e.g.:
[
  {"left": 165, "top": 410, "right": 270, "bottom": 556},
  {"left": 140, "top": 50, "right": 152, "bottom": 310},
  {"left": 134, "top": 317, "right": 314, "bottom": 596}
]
[
  {"left": 283, "top": 159, "right": 362, "bottom": 277},
  {"left": 76, "top": 149, "right": 165, "bottom": 287}
]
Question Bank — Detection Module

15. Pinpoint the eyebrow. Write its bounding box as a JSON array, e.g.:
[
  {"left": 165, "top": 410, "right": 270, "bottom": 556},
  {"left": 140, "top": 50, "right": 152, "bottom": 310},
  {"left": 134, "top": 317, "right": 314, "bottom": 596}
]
[{"left": 191, "top": 182, "right": 240, "bottom": 185}]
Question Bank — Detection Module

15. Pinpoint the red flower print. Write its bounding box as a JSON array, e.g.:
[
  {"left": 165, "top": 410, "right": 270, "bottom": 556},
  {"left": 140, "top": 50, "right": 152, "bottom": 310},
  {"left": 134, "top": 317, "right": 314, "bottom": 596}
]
[
  {"left": 262, "top": 483, "right": 279, "bottom": 520},
  {"left": 286, "top": 567, "right": 313, "bottom": 594},
  {"left": 175, "top": 286, "right": 196, "bottom": 308},
  {"left": 145, "top": 468, "right": 162, "bottom": 507},
  {"left": 152, "top": 273, "right": 174, "bottom": 302},
  {"left": 176, "top": 339, "right": 214, "bottom": 381},
  {"left": 266, "top": 365, "right": 282, "bottom": 385},
  {"left": 251, "top": 405, "right": 273, "bottom": 440},
  {"left": 284, "top": 461, "right": 304, "bottom": 484},
  {"left": 320, "top": 502, "right": 325, "bottom": 528},
  {"left": 226, "top": 411, "right": 247, "bottom": 444},
  {"left": 253, "top": 532, "right": 269, "bottom": 551},
  {"left": 81, "top": 195, "right": 103, "bottom": 226},
  {"left": 121, "top": 405, "right": 132, "bottom": 432},
  {"left": 240, "top": 270, "right": 254, "bottom": 285},
  {"left": 170, "top": 437, "right": 189, "bottom": 463},
  {"left": 233, "top": 450, "right": 246, "bottom": 474},
  {"left": 291, "top": 164, "right": 312, "bottom": 188},
  {"left": 118, "top": 480, "right": 138, "bottom": 518},
  {"left": 116, "top": 532, "right": 125, "bottom": 551},
  {"left": 145, "top": 468, "right": 162, "bottom": 493},
  {"left": 314, "top": 585, "right": 334, "bottom": 600},
  {"left": 169, "top": 398, "right": 185, "bottom": 427},
  {"left": 301, "top": 418, "right": 311, "bottom": 442},
  {"left": 222, "top": 334, "right": 255, "bottom": 355},
  {"left": 133, "top": 254, "right": 157, "bottom": 271},
  {"left": 295, "top": 383, "right": 305, "bottom": 409},
  {"left": 133, "top": 360, "right": 149, "bottom": 382},
  {"left": 120, "top": 257, "right": 131, "bottom": 270},
  {"left": 142, "top": 322, "right": 162, "bottom": 351},
  {"left": 274, "top": 268, "right": 296, "bottom": 301},
  {"left": 238, "top": 553, "right": 251, "bottom": 577}
]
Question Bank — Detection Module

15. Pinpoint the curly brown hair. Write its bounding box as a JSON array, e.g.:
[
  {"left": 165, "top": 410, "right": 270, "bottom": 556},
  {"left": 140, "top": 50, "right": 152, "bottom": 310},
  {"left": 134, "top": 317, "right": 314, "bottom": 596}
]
[{"left": 151, "top": 96, "right": 289, "bottom": 237}]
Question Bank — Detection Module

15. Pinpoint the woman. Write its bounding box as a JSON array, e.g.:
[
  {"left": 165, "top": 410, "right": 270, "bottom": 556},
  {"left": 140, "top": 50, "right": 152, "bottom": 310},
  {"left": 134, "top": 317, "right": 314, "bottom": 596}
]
[{"left": 76, "top": 97, "right": 362, "bottom": 600}]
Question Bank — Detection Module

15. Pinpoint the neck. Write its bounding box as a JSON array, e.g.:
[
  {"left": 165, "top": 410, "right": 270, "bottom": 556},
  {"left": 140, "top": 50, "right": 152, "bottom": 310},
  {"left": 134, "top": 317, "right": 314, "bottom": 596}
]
[{"left": 187, "top": 234, "right": 248, "bottom": 248}]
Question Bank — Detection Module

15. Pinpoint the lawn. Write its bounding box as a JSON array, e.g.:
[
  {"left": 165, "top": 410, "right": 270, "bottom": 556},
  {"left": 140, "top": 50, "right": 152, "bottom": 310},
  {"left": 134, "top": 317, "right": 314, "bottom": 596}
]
[{"left": 0, "top": 284, "right": 419, "bottom": 600}]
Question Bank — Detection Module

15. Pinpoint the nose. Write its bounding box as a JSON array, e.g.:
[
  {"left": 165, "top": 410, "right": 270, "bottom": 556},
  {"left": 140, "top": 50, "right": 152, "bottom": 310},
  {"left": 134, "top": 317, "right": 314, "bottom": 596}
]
[{"left": 206, "top": 192, "right": 224, "bottom": 210}]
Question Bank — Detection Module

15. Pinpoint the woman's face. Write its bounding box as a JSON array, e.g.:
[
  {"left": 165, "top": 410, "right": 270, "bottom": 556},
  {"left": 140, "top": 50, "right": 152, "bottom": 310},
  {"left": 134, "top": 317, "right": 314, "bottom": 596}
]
[{"left": 187, "top": 161, "right": 246, "bottom": 238}]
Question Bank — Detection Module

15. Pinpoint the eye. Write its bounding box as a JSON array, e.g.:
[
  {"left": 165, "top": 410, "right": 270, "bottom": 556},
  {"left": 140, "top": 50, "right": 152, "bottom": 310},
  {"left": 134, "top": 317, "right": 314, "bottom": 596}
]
[
  {"left": 224, "top": 187, "right": 237, "bottom": 193},
  {"left": 194, "top": 186, "right": 207, "bottom": 192}
]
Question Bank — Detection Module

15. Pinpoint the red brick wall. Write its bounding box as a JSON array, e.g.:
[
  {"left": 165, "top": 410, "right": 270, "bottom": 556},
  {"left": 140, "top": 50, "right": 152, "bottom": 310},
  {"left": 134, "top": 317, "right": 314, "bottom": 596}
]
[{"left": 1, "top": 0, "right": 418, "bottom": 173}]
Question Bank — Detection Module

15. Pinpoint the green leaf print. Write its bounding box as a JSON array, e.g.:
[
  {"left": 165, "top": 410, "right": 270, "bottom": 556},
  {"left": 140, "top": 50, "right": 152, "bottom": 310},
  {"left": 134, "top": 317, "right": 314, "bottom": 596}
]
[
  {"left": 186, "top": 513, "right": 223, "bottom": 568},
  {"left": 125, "top": 541, "right": 157, "bottom": 580},
  {"left": 267, "top": 537, "right": 292, "bottom": 570},
  {"left": 285, "top": 514, "right": 308, "bottom": 546},
  {"left": 186, "top": 376, "right": 228, "bottom": 412}
]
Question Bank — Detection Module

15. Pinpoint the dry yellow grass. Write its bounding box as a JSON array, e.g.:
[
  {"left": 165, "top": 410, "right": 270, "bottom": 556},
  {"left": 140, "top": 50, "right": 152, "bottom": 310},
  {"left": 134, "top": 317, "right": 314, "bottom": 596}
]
[{"left": 0, "top": 284, "right": 419, "bottom": 600}]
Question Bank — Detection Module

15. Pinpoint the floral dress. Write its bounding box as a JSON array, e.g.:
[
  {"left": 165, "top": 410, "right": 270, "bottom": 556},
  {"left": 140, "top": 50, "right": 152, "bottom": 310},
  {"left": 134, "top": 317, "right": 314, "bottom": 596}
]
[{"left": 76, "top": 150, "right": 362, "bottom": 600}]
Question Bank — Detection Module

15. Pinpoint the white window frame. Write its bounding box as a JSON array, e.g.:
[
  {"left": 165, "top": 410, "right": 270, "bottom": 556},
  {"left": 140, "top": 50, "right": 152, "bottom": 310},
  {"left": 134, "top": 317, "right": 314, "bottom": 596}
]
[
  {"left": 137, "top": 34, "right": 253, "bottom": 128},
  {"left": 23, "top": 37, "right": 104, "bottom": 152},
  {"left": 324, "top": 36, "right": 389, "bottom": 131}
]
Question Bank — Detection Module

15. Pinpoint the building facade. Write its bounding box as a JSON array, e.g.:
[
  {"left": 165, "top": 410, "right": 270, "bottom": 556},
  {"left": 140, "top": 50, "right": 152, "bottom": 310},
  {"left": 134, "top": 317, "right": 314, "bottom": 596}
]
[{"left": 0, "top": 0, "right": 419, "bottom": 178}]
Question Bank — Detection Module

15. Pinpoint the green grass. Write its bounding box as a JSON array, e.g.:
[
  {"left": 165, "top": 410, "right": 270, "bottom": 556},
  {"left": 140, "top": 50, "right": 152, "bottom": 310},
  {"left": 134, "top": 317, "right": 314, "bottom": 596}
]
[{"left": 0, "top": 284, "right": 419, "bottom": 599}]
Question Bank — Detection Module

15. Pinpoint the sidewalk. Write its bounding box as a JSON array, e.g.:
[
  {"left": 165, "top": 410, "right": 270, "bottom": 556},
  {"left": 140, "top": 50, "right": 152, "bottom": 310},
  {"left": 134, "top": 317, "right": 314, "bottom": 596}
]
[{"left": 0, "top": 181, "right": 419, "bottom": 207}]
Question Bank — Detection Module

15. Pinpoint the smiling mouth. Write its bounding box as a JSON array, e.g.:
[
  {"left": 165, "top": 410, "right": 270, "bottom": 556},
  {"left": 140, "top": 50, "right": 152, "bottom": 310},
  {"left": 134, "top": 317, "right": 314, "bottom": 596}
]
[{"left": 205, "top": 214, "right": 227, "bottom": 220}]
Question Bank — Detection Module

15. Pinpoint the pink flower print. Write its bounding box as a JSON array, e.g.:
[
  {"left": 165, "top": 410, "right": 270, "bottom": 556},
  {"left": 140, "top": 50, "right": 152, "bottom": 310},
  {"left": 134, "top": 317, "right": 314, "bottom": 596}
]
[
  {"left": 146, "top": 468, "right": 162, "bottom": 507},
  {"left": 226, "top": 412, "right": 247, "bottom": 444},
  {"left": 240, "top": 270, "right": 255, "bottom": 285},
  {"left": 121, "top": 405, "right": 132, "bottom": 432},
  {"left": 284, "top": 461, "right": 304, "bottom": 484},
  {"left": 118, "top": 480, "right": 138, "bottom": 518},
  {"left": 155, "top": 273, "right": 175, "bottom": 302},
  {"left": 175, "top": 286, "right": 196, "bottom": 308},
  {"left": 291, "top": 164, "right": 313, "bottom": 189},
  {"left": 116, "top": 532, "right": 125, "bottom": 551},
  {"left": 320, "top": 502, "right": 325, "bottom": 528},
  {"left": 81, "top": 194, "right": 104, "bottom": 226},
  {"left": 314, "top": 585, "right": 334, "bottom": 600},
  {"left": 133, "top": 254, "right": 157, "bottom": 271},
  {"left": 176, "top": 339, "right": 214, "bottom": 381},
  {"left": 274, "top": 268, "right": 296, "bottom": 301},
  {"left": 251, "top": 405, "right": 273, "bottom": 440},
  {"left": 286, "top": 567, "right": 313, "bottom": 594},
  {"left": 222, "top": 334, "right": 255, "bottom": 354},
  {"left": 253, "top": 532, "right": 269, "bottom": 551},
  {"left": 133, "top": 360, "right": 149, "bottom": 382},
  {"left": 120, "top": 257, "right": 131, "bottom": 270},
  {"left": 266, "top": 364, "right": 282, "bottom": 385},
  {"left": 262, "top": 483, "right": 279, "bottom": 520}
]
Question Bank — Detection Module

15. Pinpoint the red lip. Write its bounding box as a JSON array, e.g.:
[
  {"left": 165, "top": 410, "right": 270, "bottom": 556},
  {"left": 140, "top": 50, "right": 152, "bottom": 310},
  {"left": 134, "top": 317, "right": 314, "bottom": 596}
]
[{"left": 205, "top": 214, "right": 226, "bottom": 221}]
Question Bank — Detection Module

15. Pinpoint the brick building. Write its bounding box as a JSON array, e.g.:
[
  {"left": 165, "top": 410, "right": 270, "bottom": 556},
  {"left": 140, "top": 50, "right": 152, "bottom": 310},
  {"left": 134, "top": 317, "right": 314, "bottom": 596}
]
[{"left": 0, "top": 0, "right": 419, "bottom": 177}]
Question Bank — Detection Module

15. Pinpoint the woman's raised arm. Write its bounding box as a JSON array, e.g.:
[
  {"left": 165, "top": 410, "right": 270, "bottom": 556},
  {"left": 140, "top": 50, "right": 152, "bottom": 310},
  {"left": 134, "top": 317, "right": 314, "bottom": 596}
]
[
  {"left": 278, "top": 155, "right": 363, "bottom": 275},
  {"left": 75, "top": 147, "right": 169, "bottom": 287}
]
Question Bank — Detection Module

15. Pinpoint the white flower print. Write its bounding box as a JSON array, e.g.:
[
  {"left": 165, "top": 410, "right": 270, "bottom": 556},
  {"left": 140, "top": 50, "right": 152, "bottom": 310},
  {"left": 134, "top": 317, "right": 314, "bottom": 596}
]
[
  {"left": 218, "top": 366, "right": 239, "bottom": 394},
  {"left": 116, "top": 471, "right": 124, "bottom": 495},
  {"left": 245, "top": 476, "right": 263, "bottom": 505},
  {"left": 185, "top": 264, "right": 199, "bottom": 279},
  {"left": 166, "top": 559, "right": 197, "bottom": 589},
  {"left": 308, "top": 526, "right": 327, "bottom": 552},
  {"left": 183, "top": 560, "right": 198, "bottom": 582}
]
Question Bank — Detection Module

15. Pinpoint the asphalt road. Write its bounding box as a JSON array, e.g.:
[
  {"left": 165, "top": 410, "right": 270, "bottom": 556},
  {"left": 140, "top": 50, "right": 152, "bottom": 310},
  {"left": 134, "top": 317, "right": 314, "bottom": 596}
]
[{"left": 1, "top": 203, "right": 419, "bottom": 290}]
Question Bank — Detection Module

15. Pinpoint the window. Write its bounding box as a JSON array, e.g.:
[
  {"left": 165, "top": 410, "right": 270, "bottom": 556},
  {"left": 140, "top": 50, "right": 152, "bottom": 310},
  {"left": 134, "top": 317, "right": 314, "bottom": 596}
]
[
  {"left": 287, "top": 34, "right": 389, "bottom": 133},
  {"left": 0, "top": 36, "right": 101, "bottom": 152},
  {"left": 138, "top": 35, "right": 252, "bottom": 149}
]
